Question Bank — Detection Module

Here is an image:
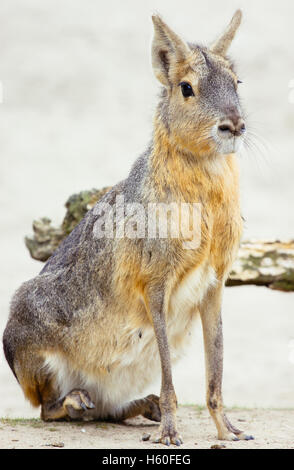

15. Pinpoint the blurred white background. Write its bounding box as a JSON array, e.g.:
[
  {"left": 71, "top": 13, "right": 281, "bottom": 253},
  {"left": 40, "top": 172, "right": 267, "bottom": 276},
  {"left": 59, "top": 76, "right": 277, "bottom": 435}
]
[{"left": 0, "top": 0, "right": 293, "bottom": 417}]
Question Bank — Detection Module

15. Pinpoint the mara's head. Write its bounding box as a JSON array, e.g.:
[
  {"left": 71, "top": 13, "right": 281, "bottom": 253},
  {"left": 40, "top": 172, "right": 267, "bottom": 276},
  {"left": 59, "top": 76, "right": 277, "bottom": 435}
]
[{"left": 152, "top": 10, "right": 245, "bottom": 157}]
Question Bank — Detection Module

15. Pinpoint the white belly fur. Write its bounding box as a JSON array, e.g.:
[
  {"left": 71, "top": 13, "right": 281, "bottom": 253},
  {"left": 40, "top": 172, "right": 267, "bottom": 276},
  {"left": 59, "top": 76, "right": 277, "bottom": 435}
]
[{"left": 44, "top": 263, "right": 216, "bottom": 418}]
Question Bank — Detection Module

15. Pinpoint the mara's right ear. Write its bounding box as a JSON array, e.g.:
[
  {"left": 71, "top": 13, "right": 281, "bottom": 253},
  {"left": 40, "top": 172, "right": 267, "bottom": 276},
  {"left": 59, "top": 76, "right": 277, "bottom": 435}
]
[{"left": 151, "top": 15, "right": 191, "bottom": 87}]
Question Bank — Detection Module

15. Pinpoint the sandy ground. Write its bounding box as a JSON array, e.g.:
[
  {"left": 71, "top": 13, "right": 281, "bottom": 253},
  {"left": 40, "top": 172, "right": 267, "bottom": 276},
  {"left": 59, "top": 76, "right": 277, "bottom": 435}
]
[
  {"left": 0, "top": 407, "right": 293, "bottom": 449},
  {"left": 0, "top": 0, "right": 293, "bottom": 448}
]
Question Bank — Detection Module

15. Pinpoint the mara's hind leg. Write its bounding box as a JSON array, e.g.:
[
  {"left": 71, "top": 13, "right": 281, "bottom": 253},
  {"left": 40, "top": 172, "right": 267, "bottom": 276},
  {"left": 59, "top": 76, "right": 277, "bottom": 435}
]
[
  {"left": 108, "top": 394, "right": 161, "bottom": 423},
  {"left": 41, "top": 389, "right": 95, "bottom": 421},
  {"left": 3, "top": 319, "right": 159, "bottom": 424},
  {"left": 3, "top": 322, "right": 95, "bottom": 422}
]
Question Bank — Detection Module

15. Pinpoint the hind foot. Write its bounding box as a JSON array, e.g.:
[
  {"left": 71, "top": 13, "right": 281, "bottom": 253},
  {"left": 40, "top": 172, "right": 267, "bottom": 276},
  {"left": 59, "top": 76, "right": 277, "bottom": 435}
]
[
  {"left": 63, "top": 389, "right": 95, "bottom": 419},
  {"left": 109, "top": 394, "right": 161, "bottom": 423},
  {"left": 142, "top": 394, "right": 161, "bottom": 422},
  {"left": 41, "top": 388, "right": 95, "bottom": 421}
]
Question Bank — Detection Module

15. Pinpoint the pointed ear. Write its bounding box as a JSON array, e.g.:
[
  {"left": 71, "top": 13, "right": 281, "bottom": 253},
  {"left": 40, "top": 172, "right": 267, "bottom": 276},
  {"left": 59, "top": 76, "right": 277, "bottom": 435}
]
[
  {"left": 211, "top": 9, "right": 242, "bottom": 56},
  {"left": 151, "top": 15, "right": 191, "bottom": 87}
]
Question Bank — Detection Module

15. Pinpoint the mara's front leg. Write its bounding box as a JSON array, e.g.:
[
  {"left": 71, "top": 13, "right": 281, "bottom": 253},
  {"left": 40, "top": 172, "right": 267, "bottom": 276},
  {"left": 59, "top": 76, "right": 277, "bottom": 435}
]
[
  {"left": 146, "top": 284, "right": 183, "bottom": 446},
  {"left": 200, "top": 284, "right": 254, "bottom": 441}
]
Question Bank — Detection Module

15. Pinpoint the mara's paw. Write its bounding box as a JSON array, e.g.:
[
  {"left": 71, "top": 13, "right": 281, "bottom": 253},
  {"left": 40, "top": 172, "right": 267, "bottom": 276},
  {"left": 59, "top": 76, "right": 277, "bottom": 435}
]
[
  {"left": 63, "top": 389, "right": 95, "bottom": 419},
  {"left": 142, "top": 394, "right": 161, "bottom": 422},
  {"left": 235, "top": 431, "right": 254, "bottom": 441},
  {"left": 219, "top": 414, "right": 254, "bottom": 441},
  {"left": 218, "top": 431, "right": 254, "bottom": 442},
  {"left": 151, "top": 426, "right": 183, "bottom": 447}
]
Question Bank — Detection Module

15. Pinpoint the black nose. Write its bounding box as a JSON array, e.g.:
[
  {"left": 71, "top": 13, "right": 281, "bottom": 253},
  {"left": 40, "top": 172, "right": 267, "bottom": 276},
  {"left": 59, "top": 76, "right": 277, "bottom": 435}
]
[{"left": 218, "top": 117, "right": 246, "bottom": 137}]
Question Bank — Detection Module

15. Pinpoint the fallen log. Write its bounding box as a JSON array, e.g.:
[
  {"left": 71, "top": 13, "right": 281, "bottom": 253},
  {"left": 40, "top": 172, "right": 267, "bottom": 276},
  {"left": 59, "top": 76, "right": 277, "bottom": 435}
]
[
  {"left": 227, "top": 240, "right": 294, "bottom": 291},
  {"left": 25, "top": 188, "right": 294, "bottom": 292}
]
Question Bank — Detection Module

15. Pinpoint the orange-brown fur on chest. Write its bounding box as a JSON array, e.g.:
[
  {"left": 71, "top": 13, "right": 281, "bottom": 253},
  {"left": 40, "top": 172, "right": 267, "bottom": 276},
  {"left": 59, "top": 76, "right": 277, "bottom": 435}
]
[{"left": 150, "top": 119, "right": 243, "bottom": 277}]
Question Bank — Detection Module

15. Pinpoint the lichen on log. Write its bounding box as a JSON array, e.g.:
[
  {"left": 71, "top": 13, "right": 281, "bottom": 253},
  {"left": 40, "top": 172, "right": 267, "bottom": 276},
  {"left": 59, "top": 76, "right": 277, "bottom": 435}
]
[
  {"left": 25, "top": 188, "right": 294, "bottom": 292},
  {"left": 226, "top": 240, "right": 294, "bottom": 291},
  {"left": 25, "top": 187, "right": 110, "bottom": 262}
]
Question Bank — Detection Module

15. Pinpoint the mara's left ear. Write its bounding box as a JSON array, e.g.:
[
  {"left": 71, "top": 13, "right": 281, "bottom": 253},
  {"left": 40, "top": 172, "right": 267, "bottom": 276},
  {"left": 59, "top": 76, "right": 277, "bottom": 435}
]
[
  {"left": 151, "top": 15, "right": 191, "bottom": 87},
  {"left": 211, "top": 9, "right": 242, "bottom": 56}
]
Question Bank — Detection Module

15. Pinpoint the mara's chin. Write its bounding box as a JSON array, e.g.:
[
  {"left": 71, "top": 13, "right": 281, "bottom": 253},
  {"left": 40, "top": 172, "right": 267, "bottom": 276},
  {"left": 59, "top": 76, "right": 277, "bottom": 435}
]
[{"left": 216, "top": 137, "right": 244, "bottom": 155}]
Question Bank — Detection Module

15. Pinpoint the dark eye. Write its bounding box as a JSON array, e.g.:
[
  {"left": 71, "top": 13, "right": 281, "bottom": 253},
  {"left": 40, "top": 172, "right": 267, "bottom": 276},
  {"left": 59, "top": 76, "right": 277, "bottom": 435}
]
[{"left": 179, "top": 82, "right": 194, "bottom": 97}]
